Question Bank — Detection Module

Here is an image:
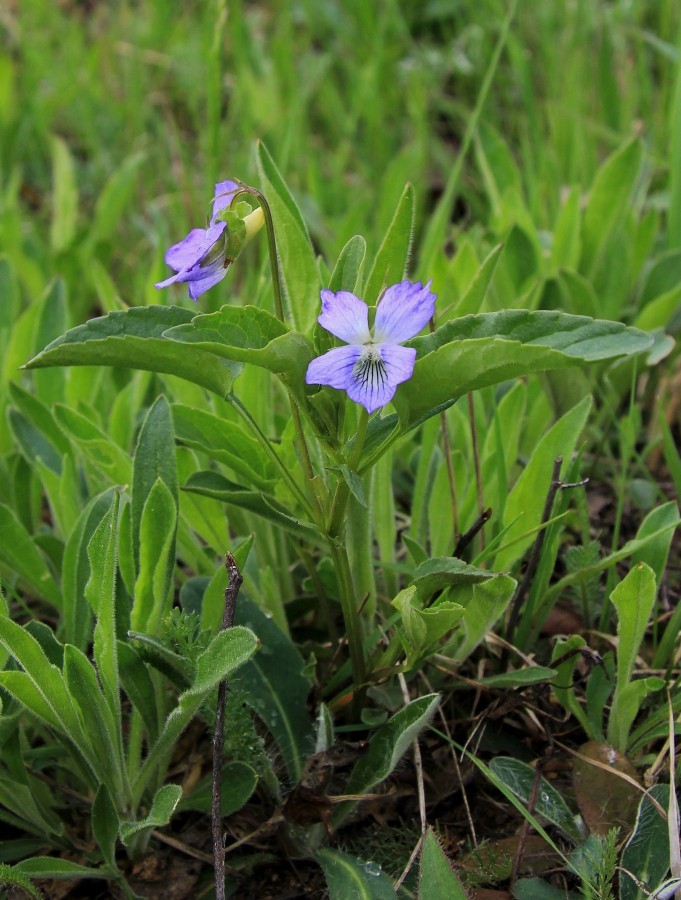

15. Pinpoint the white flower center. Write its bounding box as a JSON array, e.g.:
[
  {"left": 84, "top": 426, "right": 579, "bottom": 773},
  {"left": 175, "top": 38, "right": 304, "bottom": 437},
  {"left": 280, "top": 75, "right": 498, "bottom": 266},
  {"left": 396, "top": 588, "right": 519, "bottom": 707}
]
[{"left": 353, "top": 344, "right": 387, "bottom": 390}]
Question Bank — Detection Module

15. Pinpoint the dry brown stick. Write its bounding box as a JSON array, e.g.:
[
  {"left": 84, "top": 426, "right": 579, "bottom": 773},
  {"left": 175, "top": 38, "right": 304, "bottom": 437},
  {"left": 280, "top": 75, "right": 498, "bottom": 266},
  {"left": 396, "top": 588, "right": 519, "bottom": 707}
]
[
  {"left": 453, "top": 507, "right": 492, "bottom": 558},
  {"left": 213, "top": 552, "right": 243, "bottom": 900}
]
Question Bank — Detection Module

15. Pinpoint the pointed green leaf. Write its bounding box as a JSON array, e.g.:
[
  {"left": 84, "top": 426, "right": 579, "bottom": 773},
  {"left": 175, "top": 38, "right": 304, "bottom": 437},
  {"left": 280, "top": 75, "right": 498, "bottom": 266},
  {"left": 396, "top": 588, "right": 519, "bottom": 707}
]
[
  {"left": 92, "top": 785, "right": 119, "bottom": 870},
  {"left": 50, "top": 136, "right": 78, "bottom": 253},
  {"left": 581, "top": 138, "right": 642, "bottom": 276},
  {"left": 25, "top": 306, "right": 236, "bottom": 397},
  {"left": 132, "top": 395, "right": 178, "bottom": 578},
  {"left": 419, "top": 827, "right": 468, "bottom": 899},
  {"left": 620, "top": 784, "right": 671, "bottom": 900},
  {"left": 0, "top": 503, "right": 62, "bottom": 609},
  {"left": 364, "top": 183, "right": 415, "bottom": 305},
  {"left": 329, "top": 234, "right": 366, "bottom": 294},
  {"left": 317, "top": 849, "right": 397, "bottom": 900},
  {"left": 494, "top": 395, "right": 592, "bottom": 572},
  {"left": 256, "top": 141, "right": 320, "bottom": 330},
  {"left": 334, "top": 694, "right": 440, "bottom": 826},
  {"left": 490, "top": 757, "right": 583, "bottom": 842},
  {"left": 233, "top": 596, "right": 314, "bottom": 782},
  {"left": 119, "top": 783, "right": 182, "bottom": 845},
  {"left": 163, "top": 304, "right": 314, "bottom": 402},
  {"left": 394, "top": 311, "right": 651, "bottom": 431},
  {"left": 183, "top": 470, "right": 320, "bottom": 541},
  {"left": 172, "top": 404, "right": 275, "bottom": 489},
  {"left": 131, "top": 478, "right": 177, "bottom": 635}
]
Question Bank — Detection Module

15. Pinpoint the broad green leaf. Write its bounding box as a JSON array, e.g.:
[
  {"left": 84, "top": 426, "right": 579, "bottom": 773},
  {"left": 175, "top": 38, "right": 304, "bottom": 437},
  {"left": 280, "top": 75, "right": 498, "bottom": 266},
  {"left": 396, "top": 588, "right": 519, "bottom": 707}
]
[
  {"left": 631, "top": 502, "right": 679, "bottom": 586},
  {"left": 453, "top": 243, "right": 503, "bottom": 317},
  {"left": 63, "top": 645, "right": 125, "bottom": 797},
  {"left": 188, "top": 626, "right": 259, "bottom": 696},
  {"left": 183, "top": 470, "right": 320, "bottom": 541},
  {"left": 0, "top": 618, "right": 81, "bottom": 740},
  {"left": 0, "top": 503, "right": 62, "bottom": 609},
  {"left": 639, "top": 249, "right": 681, "bottom": 306},
  {"left": 86, "top": 493, "right": 122, "bottom": 729},
  {"left": 119, "top": 783, "right": 182, "bottom": 845},
  {"left": 133, "top": 626, "right": 257, "bottom": 799},
  {"left": 412, "top": 556, "right": 501, "bottom": 603},
  {"left": 0, "top": 672, "right": 63, "bottom": 730},
  {"left": 163, "top": 304, "right": 314, "bottom": 402},
  {"left": 494, "top": 395, "right": 592, "bottom": 572},
  {"left": 608, "top": 676, "right": 665, "bottom": 753},
  {"left": 178, "top": 761, "right": 257, "bottom": 817},
  {"left": 550, "top": 185, "right": 582, "bottom": 271},
  {"left": 329, "top": 234, "right": 366, "bottom": 294},
  {"left": 490, "top": 757, "right": 583, "bottom": 842},
  {"left": 446, "top": 574, "right": 517, "bottom": 662},
  {"left": 62, "top": 488, "right": 117, "bottom": 650},
  {"left": 233, "top": 596, "right": 314, "bottom": 782},
  {"left": 334, "top": 694, "right": 440, "bottom": 825},
  {"left": 117, "top": 641, "right": 160, "bottom": 745},
  {"left": 33, "top": 279, "right": 68, "bottom": 405},
  {"left": 85, "top": 152, "right": 145, "bottom": 250},
  {"left": 476, "top": 667, "right": 557, "bottom": 689},
  {"left": 8, "top": 379, "right": 70, "bottom": 471},
  {"left": 54, "top": 404, "right": 131, "bottom": 484},
  {"left": 620, "top": 784, "right": 671, "bottom": 900},
  {"left": 92, "top": 785, "right": 119, "bottom": 870},
  {"left": 172, "top": 404, "right": 275, "bottom": 489},
  {"left": 50, "top": 136, "right": 78, "bottom": 253},
  {"left": 0, "top": 777, "right": 62, "bottom": 837},
  {"left": 611, "top": 564, "right": 656, "bottom": 700},
  {"left": 14, "top": 858, "right": 110, "bottom": 880},
  {"left": 256, "top": 141, "right": 320, "bottom": 330},
  {"left": 25, "top": 306, "right": 236, "bottom": 397},
  {"left": 131, "top": 478, "right": 177, "bottom": 635},
  {"left": 394, "top": 311, "right": 650, "bottom": 431},
  {"left": 131, "top": 395, "right": 178, "bottom": 581},
  {"left": 419, "top": 827, "right": 468, "bottom": 899},
  {"left": 513, "top": 877, "right": 577, "bottom": 900},
  {"left": 364, "top": 182, "right": 415, "bottom": 305},
  {"left": 581, "top": 138, "right": 642, "bottom": 276},
  {"left": 392, "top": 586, "right": 464, "bottom": 664},
  {"left": 317, "top": 849, "right": 397, "bottom": 900}
]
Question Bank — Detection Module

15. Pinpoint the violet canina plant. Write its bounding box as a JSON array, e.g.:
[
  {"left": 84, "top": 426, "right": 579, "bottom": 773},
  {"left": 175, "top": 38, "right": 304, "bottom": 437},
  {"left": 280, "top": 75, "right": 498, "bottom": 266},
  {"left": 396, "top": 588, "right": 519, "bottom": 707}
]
[
  {"left": 24, "top": 159, "right": 657, "bottom": 700},
  {"left": 3, "top": 150, "right": 666, "bottom": 895}
]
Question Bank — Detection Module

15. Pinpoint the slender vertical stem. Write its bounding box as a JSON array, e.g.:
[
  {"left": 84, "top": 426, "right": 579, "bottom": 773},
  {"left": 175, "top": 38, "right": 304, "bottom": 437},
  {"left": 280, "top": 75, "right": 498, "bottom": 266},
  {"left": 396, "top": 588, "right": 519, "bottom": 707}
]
[
  {"left": 467, "top": 393, "right": 485, "bottom": 552},
  {"left": 213, "top": 553, "right": 243, "bottom": 900},
  {"left": 237, "top": 184, "right": 323, "bottom": 524},
  {"left": 326, "top": 409, "right": 371, "bottom": 691},
  {"left": 440, "top": 411, "right": 459, "bottom": 546},
  {"left": 227, "top": 393, "right": 312, "bottom": 516}
]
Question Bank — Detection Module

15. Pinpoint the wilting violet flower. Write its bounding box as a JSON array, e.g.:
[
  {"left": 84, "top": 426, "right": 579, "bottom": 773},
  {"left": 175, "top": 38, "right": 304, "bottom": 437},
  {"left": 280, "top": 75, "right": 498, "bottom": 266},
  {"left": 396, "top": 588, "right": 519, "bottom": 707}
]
[
  {"left": 305, "top": 280, "right": 436, "bottom": 413},
  {"left": 155, "top": 180, "right": 263, "bottom": 301}
]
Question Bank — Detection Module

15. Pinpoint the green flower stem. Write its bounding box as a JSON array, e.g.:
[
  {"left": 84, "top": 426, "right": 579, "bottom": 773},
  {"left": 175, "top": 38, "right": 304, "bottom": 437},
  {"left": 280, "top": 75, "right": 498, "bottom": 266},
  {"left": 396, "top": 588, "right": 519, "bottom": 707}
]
[
  {"left": 329, "top": 541, "right": 367, "bottom": 690},
  {"left": 227, "top": 393, "right": 313, "bottom": 517},
  {"left": 238, "top": 184, "right": 323, "bottom": 525},
  {"left": 326, "top": 408, "right": 371, "bottom": 690}
]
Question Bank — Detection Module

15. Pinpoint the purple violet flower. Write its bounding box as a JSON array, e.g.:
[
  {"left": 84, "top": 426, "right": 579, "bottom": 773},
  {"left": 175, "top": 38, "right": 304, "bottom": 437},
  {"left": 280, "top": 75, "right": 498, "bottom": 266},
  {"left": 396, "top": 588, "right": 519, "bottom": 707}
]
[
  {"left": 305, "top": 280, "right": 436, "bottom": 413},
  {"left": 155, "top": 180, "right": 240, "bottom": 301}
]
